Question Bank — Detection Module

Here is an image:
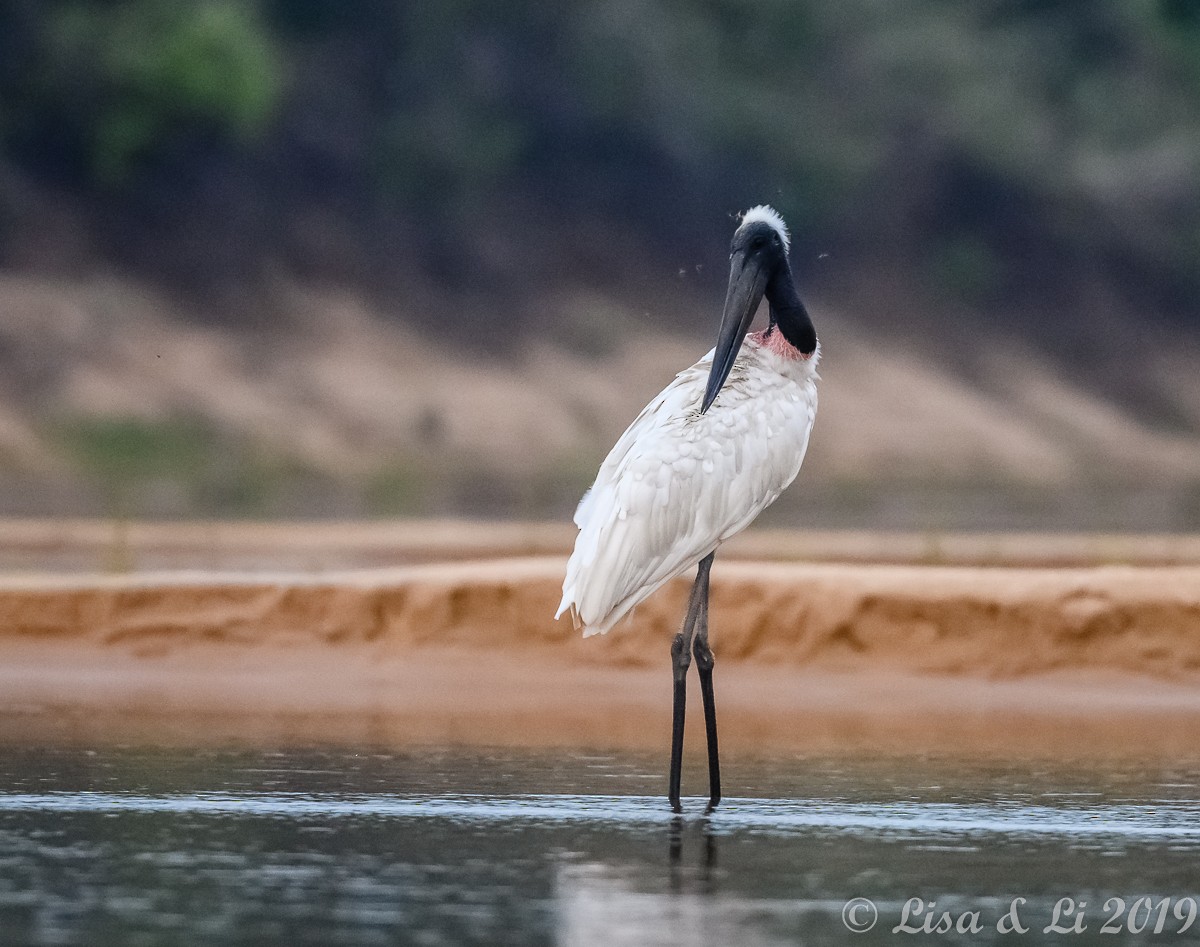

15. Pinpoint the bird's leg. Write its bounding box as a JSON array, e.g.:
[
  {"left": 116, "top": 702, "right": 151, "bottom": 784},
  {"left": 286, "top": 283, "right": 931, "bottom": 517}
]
[
  {"left": 668, "top": 629, "right": 689, "bottom": 812},
  {"left": 668, "top": 562, "right": 708, "bottom": 813},
  {"left": 691, "top": 553, "right": 720, "bottom": 812}
]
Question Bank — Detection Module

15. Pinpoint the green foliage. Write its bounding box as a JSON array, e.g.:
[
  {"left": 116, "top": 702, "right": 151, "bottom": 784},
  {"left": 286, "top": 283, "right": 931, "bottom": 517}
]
[
  {"left": 375, "top": 105, "right": 528, "bottom": 211},
  {"left": 1160, "top": 0, "right": 1200, "bottom": 29},
  {"left": 363, "top": 459, "right": 431, "bottom": 516},
  {"left": 928, "top": 234, "right": 1006, "bottom": 304},
  {"left": 0, "top": 0, "right": 1197, "bottom": 323},
  {"left": 56, "top": 416, "right": 217, "bottom": 482},
  {"left": 264, "top": 0, "right": 384, "bottom": 37},
  {"left": 51, "top": 416, "right": 314, "bottom": 517},
  {"left": 44, "top": 0, "right": 283, "bottom": 182}
]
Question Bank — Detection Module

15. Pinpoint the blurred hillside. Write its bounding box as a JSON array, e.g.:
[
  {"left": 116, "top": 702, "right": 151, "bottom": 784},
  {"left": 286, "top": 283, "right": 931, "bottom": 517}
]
[{"left": 1, "top": 0, "right": 1199, "bottom": 529}]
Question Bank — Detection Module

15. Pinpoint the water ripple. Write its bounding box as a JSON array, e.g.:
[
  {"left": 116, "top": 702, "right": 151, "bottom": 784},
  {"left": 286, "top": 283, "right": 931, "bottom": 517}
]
[{"left": 0, "top": 791, "right": 1197, "bottom": 841}]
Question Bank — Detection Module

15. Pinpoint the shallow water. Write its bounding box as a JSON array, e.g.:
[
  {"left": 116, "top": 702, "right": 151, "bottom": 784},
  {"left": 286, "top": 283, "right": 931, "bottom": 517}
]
[{"left": 1, "top": 746, "right": 1199, "bottom": 945}]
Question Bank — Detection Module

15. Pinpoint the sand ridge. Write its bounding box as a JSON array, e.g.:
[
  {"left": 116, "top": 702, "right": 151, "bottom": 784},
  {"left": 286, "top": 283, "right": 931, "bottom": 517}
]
[
  {"left": 3, "top": 551, "right": 1200, "bottom": 754},
  {"left": 2, "top": 557, "right": 1199, "bottom": 676}
]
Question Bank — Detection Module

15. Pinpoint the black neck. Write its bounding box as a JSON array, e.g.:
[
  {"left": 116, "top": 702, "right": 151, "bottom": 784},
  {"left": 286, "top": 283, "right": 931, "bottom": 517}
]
[{"left": 765, "top": 263, "right": 817, "bottom": 354}]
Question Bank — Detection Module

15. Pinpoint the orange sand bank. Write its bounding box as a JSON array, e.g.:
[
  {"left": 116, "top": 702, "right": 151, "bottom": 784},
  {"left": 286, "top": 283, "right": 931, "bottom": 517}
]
[{"left": 2, "top": 555, "right": 1200, "bottom": 756}]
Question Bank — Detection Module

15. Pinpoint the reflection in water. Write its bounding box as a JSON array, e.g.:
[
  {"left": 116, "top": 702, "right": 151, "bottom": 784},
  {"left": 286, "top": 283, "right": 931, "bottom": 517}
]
[
  {"left": 668, "top": 814, "right": 716, "bottom": 897},
  {"left": 566, "top": 817, "right": 735, "bottom": 947},
  {"left": 669, "top": 813, "right": 682, "bottom": 872},
  {"left": 556, "top": 862, "right": 777, "bottom": 947},
  {"left": 0, "top": 746, "right": 1198, "bottom": 946}
]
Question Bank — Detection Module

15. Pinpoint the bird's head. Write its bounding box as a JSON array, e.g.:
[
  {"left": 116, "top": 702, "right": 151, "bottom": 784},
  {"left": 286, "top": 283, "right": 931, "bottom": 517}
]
[{"left": 702, "top": 205, "right": 793, "bottom": 413}]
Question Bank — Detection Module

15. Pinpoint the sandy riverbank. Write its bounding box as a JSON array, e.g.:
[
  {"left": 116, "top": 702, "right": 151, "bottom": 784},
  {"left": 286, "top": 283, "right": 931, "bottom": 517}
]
[
  {"left": 6, "top": 519, "right": 1200, "bottom": 571},
  {"left": 2, "top": 545, "right": 1200, "bottom": 757}
]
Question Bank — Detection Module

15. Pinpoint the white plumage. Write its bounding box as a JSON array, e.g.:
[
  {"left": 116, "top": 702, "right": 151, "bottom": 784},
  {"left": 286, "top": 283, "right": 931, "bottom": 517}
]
[
  {"left": 557, "top": 333, "right": 820, "bottom": 636},
  {"left": 739, "top": 205, "right": 790, "bottom": 251}
]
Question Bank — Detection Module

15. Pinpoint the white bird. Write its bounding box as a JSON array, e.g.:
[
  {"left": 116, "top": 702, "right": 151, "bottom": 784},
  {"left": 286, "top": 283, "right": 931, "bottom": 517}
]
[{"left": 556, "top": 205, "right": 820, "bottom": 812}]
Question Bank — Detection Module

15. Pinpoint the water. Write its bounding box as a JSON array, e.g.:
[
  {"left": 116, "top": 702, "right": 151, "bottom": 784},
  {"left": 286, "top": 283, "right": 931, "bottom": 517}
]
[{"left": 1, "top": 746, "right": 1199, "bottom": 945}]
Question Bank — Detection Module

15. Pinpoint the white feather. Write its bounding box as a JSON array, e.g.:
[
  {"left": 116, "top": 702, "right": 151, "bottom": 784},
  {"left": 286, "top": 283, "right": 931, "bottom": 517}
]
[
  {"left": 557, "top": 335, "right": 819, "bottom": 636},
  {"left": 738, "top": 205, "right": 790, "bottom": 252}
]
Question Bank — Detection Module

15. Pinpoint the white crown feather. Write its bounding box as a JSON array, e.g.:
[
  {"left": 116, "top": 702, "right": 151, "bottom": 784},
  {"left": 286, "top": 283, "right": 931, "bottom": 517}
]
[{"left": 738, "top": 205, "right": 790, "bottom": 253}]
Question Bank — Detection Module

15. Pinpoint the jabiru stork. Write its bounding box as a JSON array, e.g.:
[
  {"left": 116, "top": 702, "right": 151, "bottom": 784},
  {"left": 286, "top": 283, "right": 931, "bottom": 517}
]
[{"left": 556, "top": 205, "right": 820, "bottom": 812}]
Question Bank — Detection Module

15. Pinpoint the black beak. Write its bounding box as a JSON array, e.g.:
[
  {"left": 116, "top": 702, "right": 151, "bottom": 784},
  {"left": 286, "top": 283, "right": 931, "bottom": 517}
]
[{"left": 701, "top": 250, "right": 769, "bottom": 413}]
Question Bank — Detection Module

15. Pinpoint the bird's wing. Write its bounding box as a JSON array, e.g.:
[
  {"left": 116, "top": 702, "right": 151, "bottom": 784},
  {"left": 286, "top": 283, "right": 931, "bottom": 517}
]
[
  {"left": 571, "top": 350, "right": 714, "bottom": 529},
  {"left": 560, "top": 345, "right": 817, "bottom": 636},
  {"left": 562, "top": 359, "right": 711, "bottom": 631}
]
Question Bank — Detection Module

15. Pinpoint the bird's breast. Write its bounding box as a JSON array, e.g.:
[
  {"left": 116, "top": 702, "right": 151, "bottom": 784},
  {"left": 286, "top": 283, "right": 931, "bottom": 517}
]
[{"left": 695, "top": 334, "right": 819, "bottom": 417}]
